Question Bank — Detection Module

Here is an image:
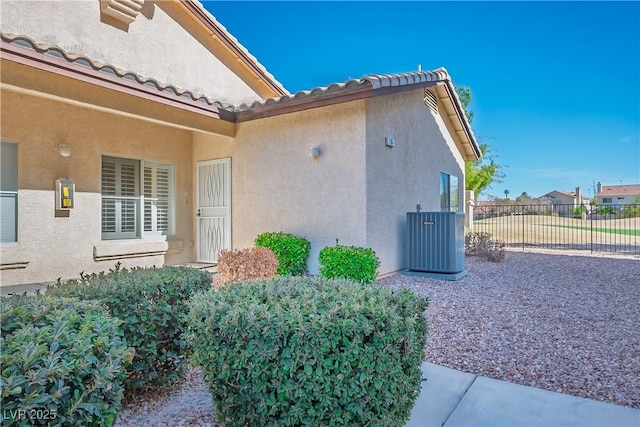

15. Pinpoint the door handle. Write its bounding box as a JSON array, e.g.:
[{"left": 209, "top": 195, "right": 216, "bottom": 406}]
[{"left": 196, "top": 209, "right": 201, "bottom": 217}]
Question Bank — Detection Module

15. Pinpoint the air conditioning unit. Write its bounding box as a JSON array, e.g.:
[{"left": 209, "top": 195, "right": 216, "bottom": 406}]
[{"left": 406, "top": 211, "right": 467, "bottom": 280}]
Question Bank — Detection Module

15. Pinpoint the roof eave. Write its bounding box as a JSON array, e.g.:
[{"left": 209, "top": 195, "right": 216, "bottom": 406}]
[
  {"left": 0, "top": 39, "right": 223, "bottom": 119},
  {"left": 442, "top": 80, "right": 482, "bottom": 161},
  {"left": 179, "top": 0, "right": 287, "bottom": 98},
  {"left": 234, "top": 83, "right": 373, "bottom": 122}
]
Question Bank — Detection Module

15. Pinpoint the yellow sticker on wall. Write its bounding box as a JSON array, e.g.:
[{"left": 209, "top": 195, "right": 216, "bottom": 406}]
[{"left": 63, "top": 187, "right": 69, "bottom": 197}]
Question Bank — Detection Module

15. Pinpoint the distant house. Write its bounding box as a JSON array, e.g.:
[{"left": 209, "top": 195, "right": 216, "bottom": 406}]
[
  {"left": 538, "top": 189, "right": 589, "bottom": 205},
  {"left": 595, "top": 183, "right": 640, "bottom": 206},
  {"left": 0, "top": 0, "right": 480, "bottom": 287},
  {"left": 474, "top": 200, "right": 503, "bottom": 219}
]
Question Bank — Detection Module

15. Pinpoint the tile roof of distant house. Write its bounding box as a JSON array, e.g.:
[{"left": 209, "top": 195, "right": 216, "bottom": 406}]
[
  {"left": 540, "top": 190, "right": 577, "bottom": 198},
  {"left": 597, "top": 184, "right": 640, "bottom": 197}
]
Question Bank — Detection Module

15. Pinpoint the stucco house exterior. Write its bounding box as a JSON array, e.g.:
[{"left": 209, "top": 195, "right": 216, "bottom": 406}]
[
  {"left": 536, "top": 188, "right": 591, "bottom": 214},
  {"left": 0, "top": 0, "right": 480, "bottom": 288},
  {"left": 595, "top": 183, "right": 640, "bottom": 206}
]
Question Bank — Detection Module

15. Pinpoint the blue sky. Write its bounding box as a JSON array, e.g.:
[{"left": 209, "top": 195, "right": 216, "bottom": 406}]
[{"left": 204, "top": 1, "right": 640, "bottom": 201}]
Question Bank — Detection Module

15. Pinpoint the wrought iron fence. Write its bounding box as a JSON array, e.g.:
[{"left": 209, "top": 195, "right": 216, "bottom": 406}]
[{"left": 472, "top": 203, "right": 640, "bottom": 254}]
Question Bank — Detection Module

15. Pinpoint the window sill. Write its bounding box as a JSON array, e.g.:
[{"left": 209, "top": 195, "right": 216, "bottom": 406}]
[{"left": 93, "top": 239, "right": 168, "bottom": 261}]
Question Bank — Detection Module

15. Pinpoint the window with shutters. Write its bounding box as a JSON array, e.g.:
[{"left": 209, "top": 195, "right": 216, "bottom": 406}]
[
  {"left": 101, "top": 156, "right": 174, "bottom": 240},
  {"left": 1, "top": 142, "right": 18, "bottom": 243}
]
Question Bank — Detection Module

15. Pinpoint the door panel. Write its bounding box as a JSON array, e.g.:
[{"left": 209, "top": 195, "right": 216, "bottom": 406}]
[{"left": 196, "top": 159, "right": 231, "bottom": 263}]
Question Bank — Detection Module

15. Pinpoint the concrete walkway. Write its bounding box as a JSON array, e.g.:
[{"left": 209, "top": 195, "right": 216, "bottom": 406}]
[{"left": 407, "top": 363, "right": 640, "bottom": 427}]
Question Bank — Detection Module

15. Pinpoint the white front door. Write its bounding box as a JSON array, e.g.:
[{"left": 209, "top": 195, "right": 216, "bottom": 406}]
[{"left": 196, "top": 158, "right": 231, "bottom": 263}]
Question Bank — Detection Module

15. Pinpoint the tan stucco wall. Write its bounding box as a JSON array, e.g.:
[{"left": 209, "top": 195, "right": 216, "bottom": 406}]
[
  {"left": 365, "top": 89, "right": 465, "bottom": 275},
  {"left": 194, "top": 102, "right": 368, "bottom": 274},
  {"left": 0, "top": 89, "right": 194, "bottom": 286},
  {"left": 0, "top": 0, "right": 261, "bottom": 105}
]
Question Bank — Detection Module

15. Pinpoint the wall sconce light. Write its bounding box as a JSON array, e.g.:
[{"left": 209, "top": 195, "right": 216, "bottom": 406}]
[
  {"left": 310, "top": 146, "right": 321, "bottom": 159},
  {"left": 58, "top": 144, "right": 71, "bottom": 157}
]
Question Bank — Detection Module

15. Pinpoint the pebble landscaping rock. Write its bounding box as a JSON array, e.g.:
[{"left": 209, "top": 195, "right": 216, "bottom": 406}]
[
  {"left": 380, "top": 250, "right": 640, "bottom": 409},
  {"left": 115, "top": 250, "right": 640, "bottom": 425}
]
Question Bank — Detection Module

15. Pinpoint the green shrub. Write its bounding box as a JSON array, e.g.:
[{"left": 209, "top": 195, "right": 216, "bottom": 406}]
[
  {"left": 0, "top": 295, "right": 133, "bottom": 426},
  {"left": 598, "top": 206, "right": 616, "bottom": 215},
  {"left": 254, "top": 232, "right": 310, "bottom": 276},
  {"left": 319, "top": 241, "right": 380, "bottom": 284},
  {"left": 570, "top": 205, "right": 587, "bottom": 218},
  {"left": 186, "top": 276, "right": 428, "bottom": 426},
  {"left": 621, "top": 205, "right": 640, "bottom": 219},
  {"left": 48, "top": 265, "right": 211, "bottom": 396}
]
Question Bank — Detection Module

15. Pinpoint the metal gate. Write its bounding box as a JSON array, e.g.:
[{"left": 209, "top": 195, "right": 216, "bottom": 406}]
[{"left": 472, "top": 203, "right": 640, "bottom": 254}]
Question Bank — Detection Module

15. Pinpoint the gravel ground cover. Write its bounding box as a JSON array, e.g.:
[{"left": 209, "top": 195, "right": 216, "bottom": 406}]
[
  {"left": 380, "top": 251, "right": 640, "bottom": 409},
  {"left": 115, "top": 251, "right": 640, "bottom": 426}
]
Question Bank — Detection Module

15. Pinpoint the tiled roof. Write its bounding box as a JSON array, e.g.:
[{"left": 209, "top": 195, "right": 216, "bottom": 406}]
[
  {"left": 185, "top": 0, "right": 287, "bottom": 96},
  {"left": 236, "top": 69, "right": 451, "bottom": 111},
  {"left": 0, "top": 32, "right": 236, "bottom": 112},
  {"left": 597, "top": 184, "right": 640, "bottom": 197},
  {"left": 540, "top": 190, "right": 576, "bottom": 199},
  {"left": 1, "top": 32, "right": 480, "bottom": 160}
]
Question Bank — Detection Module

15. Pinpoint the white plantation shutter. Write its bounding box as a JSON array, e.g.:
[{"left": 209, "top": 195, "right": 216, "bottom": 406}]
[
  {"left": 143, "top": 162, "right": 174, "bottom": 236},
  {"left": 101, "top": 159, "right": 117, "bottom": 234},
  {"left": 101, "top": 156, "right": 140, "bottom": 239},
  {"left": 101, "top": 156, "right": 174, "bottom": 240}
]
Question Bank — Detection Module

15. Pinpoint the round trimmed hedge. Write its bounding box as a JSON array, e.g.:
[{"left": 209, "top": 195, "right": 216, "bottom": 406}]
[
  {"left": 254, "top": 232, "right": 310, "bottom": 276},
  {"left": 186, "top": 276, "right": 428, "bottom": 426},
  {"left": 47, "top": 266, "right": 212, "bottom": 395},
  {"left": 0, "top": 295, "right": 133, "bottom": 426}
]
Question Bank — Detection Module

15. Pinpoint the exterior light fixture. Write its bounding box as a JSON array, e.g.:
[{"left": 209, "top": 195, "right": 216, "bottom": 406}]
[
  {"left": 58, "top": 144, "right": 71, "bottom": 157},
  {"left": 310, "top": 146, "right": 321, "bottom": 159}
]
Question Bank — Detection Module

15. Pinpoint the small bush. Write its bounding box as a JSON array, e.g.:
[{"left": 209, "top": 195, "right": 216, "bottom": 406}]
[
  {"left": 215, "top": 247, "right": 278, "bottom": 287},
  {"left": 570, "top": 206, "right": 587, "bottom": 218},
  {"left": 621, "top": 205, "right": 640, "bottom": 219},
  {"left": 47, "top": 265, "right": 211, "bottom": 396},
  {"left": 319, "top": 241, "right": 380, "bottom": 284},
  {"left": 598, "top": 206, "right": 616, "bottom": 215},
  {"left": 465, "top": 231, "right": 505, "bottom": 262},
  {"left": 0, "top": 295, "right": 133, "bottom": 426},
  {"left": 187, "top": 276, "right": 428, "bottom": 426},
  {"left": 255, "top": 232, "right": 310, "bottom": 276}
]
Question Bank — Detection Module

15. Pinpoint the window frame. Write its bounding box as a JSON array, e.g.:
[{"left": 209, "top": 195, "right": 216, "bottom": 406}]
[
  {"left": 440, "top": 171, "right": 460, "bottom": 212},
  {"left": 101, "top": 155, "right": 175, "bottom": 241},
  {"left": 1, "top": 141, "right": 18, "bottom": 244}
]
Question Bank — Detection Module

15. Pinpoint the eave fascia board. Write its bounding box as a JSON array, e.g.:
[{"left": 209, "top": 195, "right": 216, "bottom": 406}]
[
  {"left": 235, "top": 80, "right": 442, "bottom": 123},
  {"left": 0, "top": 40, "right": 222, "bottom": 119},
  {"left": 234, "top": 84, "right": 373, "bottom": 122},
  {"left": 180, "top": 0, "right": 287, "bottom": 98},
  {"left": 443, "top": 80, "right": 482, "bottom": 160}
]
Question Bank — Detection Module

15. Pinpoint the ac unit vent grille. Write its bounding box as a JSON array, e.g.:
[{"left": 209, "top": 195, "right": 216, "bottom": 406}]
[{"left": 406, "top": 212, "right": 465, "bottom": 273}]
